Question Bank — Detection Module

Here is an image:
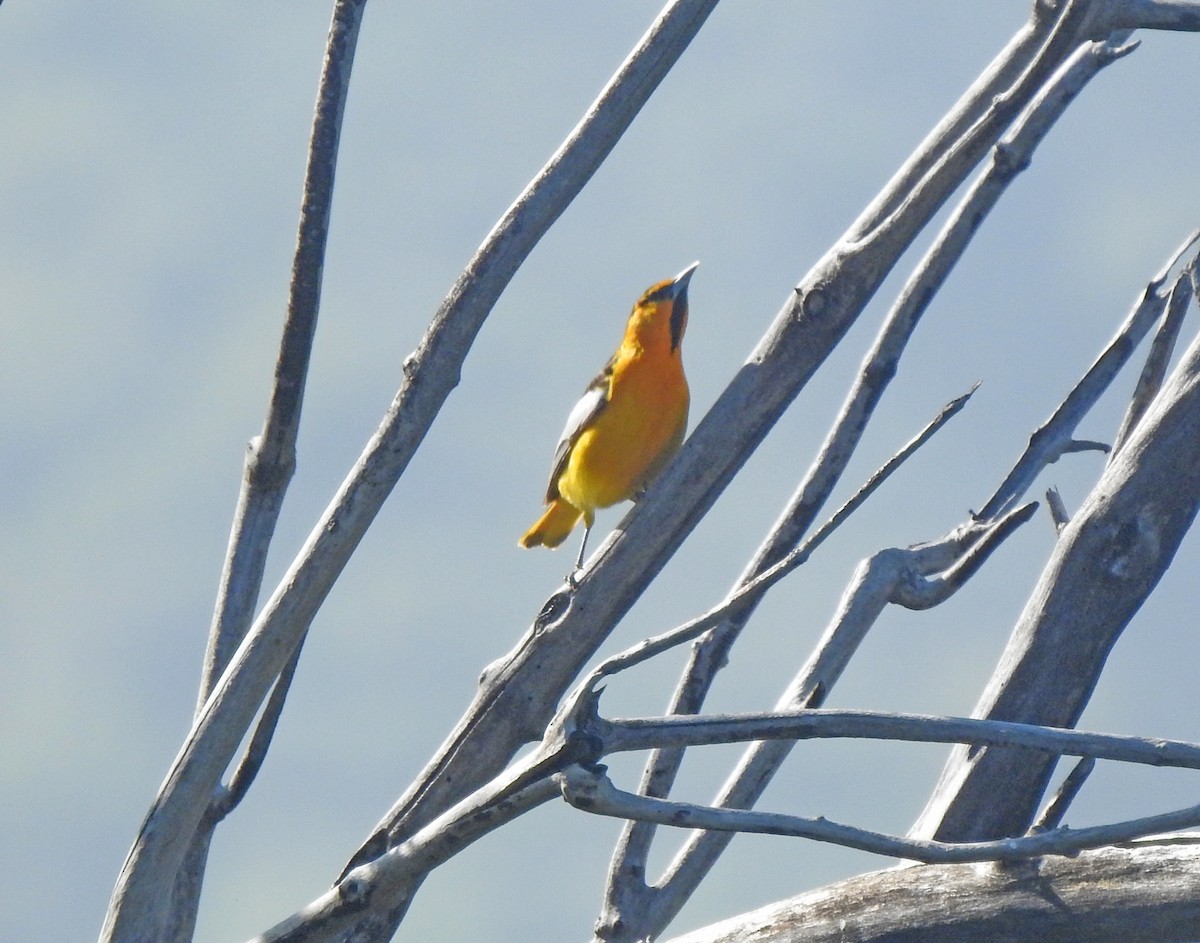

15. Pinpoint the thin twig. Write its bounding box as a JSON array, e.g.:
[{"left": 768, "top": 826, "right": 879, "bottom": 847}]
[
  {"left": 1111, "top": 258, "right": 1197, "bottom": 456},
  {"left": 212, "top": 634, "right": 307, "bottom": 821},
  {"left": 198, "top": 1, "right": 365, "bottom": 714},
  {"left": 1045, "top": 486, "right": 1071, "bottom": 532},
  {"left": 1032, "top": 756, "right": 1096, "bottom": 833},
  {"left": 891, "top": 502, "right": 1039, "bottom": 609},
  {"left": 977, "top": 237, "right": 1182, "bottom": 519},
  {"left": 588, "top": 388, "right": 976, "bottom": 684}
]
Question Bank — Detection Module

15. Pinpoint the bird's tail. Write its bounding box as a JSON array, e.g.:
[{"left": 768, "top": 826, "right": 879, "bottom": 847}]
[{"left": 519, "top": 499, "right": 582, "bottom": 549}]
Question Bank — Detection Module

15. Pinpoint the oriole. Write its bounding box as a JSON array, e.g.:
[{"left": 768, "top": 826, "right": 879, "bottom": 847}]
[{"left": 519, "top": 261, "right": 697, "bottom": 571}]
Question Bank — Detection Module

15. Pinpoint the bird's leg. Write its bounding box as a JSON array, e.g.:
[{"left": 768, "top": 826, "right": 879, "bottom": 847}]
[{"left": 568, "top": 522, "right": 592, "bottom": 587}]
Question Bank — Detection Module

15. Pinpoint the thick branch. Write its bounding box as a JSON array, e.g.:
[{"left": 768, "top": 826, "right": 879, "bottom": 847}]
[{"left": 659, "top": 841, "right": 1200, "bottom": 943}]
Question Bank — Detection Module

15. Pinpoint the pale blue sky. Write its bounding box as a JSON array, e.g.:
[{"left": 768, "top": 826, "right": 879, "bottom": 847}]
[{"left": 3, "top": 4, "right": 1199, "bottom": 941}]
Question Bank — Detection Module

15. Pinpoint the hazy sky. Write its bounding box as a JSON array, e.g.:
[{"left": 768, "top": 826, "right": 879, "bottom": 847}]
[{"left": 4, "top": 4, "right": 1200, "bottom": 942}]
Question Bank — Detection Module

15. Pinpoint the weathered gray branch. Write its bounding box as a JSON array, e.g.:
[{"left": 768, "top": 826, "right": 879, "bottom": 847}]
[
  {"left": 914, "top": 320, "right": 1200, "bottom": 843},
  {"left": 156, "top": 3, "right": 367, "bottom": 941},
  {"left": 581, "top": 707, "right": 1200, "bottom": 774},
  {"left": 349, "top": 16, "right": 1097, "bottom": 904},
  {"left": 1082, "top": 0, "right": 1200, "bottom": 35},
  {"left": 562, "top": 764, "right": 1200, "bottom": 864},
  {"left": 1111, "top": 251, "right": 1197, "bottom": 455},
  {"left": 977, "top": 227, "right": 1194, "bottom": 520},
  {"left": 659, "top": 841, "right": 1200, "bottom": 943},
  {"left": 583, "top": 390, "right": 980, "bottom": 687},
  {"left": 99, "top": 2, "right": 718, "bottom": 941},
  {"left": 598, "top": 29, "right": 1140, "bottom": 930}
]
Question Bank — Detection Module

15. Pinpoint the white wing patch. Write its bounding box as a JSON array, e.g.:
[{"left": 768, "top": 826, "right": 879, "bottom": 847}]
[{"left": 544, "top": 366, "right": 611, "bottom": 501}]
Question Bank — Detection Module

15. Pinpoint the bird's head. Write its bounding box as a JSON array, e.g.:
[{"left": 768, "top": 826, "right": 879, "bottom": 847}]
[{"left": 629, "top": 260, "right": 699, "bottom": 353}]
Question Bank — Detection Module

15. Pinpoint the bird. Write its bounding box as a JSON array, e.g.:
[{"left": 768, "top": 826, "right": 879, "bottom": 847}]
[{"left": 519, "top": 261, "right": 697, "bottom": 574}]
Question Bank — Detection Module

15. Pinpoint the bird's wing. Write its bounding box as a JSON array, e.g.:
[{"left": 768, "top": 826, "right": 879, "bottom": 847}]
[{"left": 545, "top": 358, "right": 613, "bottom": 502}]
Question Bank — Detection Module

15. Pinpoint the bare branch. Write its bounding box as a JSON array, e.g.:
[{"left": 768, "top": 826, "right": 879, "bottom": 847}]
[
  {"left": 1045, "top": 486, "right": 1071, "bottom": 531},
  {"left": 1084, "top": 0, "right": 1200, "bottom": 35},
  {"left": 1032, "top": 756, "right": 1096, "bottom": 832},
  {"left": 562, "top": 763, "right": 1200, "bottom": 865},
  {"left": 659, "top": 842, "right": 1200, "bottom": 943},
  {"left": 915, "top": 322, "right": 1200, "bottom": 844},
  {"left": 1112, "top": 261, "right": 1196, "bottom": 455},
  {"left": 157, "top": 5, "right": 368, "bottom": 940},
  {"left": 977, "top": 234, "right": 1185, "bottom": 519},
  {"left": 581, "top": 707, "right": 1200, "bottom": 773},
  {"left": 100, "top": 3, "right": 719, "bottom": 940},
  {"left": 587, "top": 389, "right": 977, "bottom": 687}
]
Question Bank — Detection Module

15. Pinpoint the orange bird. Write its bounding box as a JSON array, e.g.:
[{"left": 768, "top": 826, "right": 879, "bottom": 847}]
[{"left": 519, "top": 262, "right": 697, "bottom": 572}]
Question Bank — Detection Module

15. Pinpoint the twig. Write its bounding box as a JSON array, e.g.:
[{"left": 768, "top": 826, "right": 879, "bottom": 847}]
[
  {"left": 1032, "top": 756, "right": 1096, "bottom": 833},
  {"left": 588, "top": 388, "right": 976, "bottom": 685},
  {"left": 893, "top": 502, "right": 1040, "bottom": 609},
  {"left": 212, "top": 635, "right": 307, "bottom": 821},
  {"left": 977, "top": 224, "right": 1187, "bottom": 520},
  {"left": 1045, "top": 486, "right": 1071, "bottom": 532},
  {"left": 1111, "top": 257, "right": 1197, "bottom": 456}
]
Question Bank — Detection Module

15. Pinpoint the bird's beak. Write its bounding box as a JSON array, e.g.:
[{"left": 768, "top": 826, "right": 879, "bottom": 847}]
[{"left": 671, "top": 260, "right": 700, "bottom": 297}]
